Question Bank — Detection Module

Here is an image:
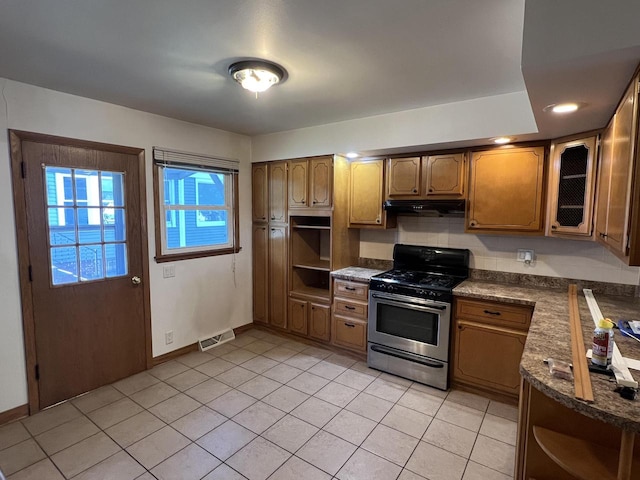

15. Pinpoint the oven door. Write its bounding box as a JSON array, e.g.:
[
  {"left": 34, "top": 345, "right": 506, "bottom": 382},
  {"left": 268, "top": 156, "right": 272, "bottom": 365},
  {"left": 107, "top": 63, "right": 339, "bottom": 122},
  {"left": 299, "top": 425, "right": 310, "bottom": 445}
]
[{"left": 368, "top": 291, "right": 450, "bottom": 362}]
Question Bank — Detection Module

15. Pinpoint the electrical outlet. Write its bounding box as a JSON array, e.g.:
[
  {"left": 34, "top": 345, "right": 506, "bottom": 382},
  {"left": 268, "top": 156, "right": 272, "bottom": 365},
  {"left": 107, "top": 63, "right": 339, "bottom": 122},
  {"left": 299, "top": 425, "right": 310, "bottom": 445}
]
[
  {"left": 165, "top": 331, "right": 174, "bottom": 345},
  {"left": 163, "top": 265, "right": 176, "bottom": 278},
  {"left": 517, "top": 249, "right": 535, "bottom": 263}
]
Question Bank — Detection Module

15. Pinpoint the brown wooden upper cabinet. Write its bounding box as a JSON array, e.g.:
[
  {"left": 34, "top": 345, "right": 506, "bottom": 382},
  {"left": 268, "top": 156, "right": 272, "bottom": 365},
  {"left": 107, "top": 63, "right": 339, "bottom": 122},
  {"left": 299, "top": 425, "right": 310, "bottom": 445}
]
[
  {"left": 349, "top": 158, "right": 395, "bottom": 228},
  {"left": 467, "top": 146, "right": 546, "bottom": 234},
  {"left": 288, "top": 156, "right": 332, "bottom": 209},
  {"left": 385, "top": 153, "right": 466, "bottom": 200},
  {"left": 546, "top": 135, "right": 598, "bottom": 238},
  {"left": 268, "top": 161, "right": 288, "bottom": 223},
  {"left": 595, "top": 74, "right": 640, "bottom": 265},
  {"left": 252, "top": 163, "right": 269, "bottom": 223},
  {"left": 423, "top": 153, "right": 466, "bottom": 198},
  {"left": 386, "top": 157, "right": 421, "bottom": 197}
]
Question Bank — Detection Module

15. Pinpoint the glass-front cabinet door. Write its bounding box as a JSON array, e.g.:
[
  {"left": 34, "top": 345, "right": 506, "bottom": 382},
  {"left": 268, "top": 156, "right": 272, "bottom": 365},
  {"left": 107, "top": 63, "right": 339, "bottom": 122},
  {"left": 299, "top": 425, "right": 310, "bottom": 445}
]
[{"left": 547, "top": 136, "right": 598, "bottom": 237}]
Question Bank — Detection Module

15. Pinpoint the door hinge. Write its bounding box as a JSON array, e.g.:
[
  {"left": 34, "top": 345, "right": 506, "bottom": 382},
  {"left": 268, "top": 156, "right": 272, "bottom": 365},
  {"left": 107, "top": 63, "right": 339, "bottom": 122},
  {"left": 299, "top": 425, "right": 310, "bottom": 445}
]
[
  {"left": 28, "top": 265, "right": 33, "bottom": 282},
  {"left": 35, "top": 364, "right": 40, "bottom": 380},
  {"left": 21, "top": 161, "right": 26, "bottom": 178}
]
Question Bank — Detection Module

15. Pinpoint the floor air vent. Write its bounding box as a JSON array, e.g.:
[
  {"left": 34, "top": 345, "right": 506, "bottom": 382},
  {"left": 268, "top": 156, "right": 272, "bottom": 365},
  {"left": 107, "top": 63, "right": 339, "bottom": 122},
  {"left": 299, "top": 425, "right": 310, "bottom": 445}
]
[{"left": 198, "top": 329, "right": 235, "bottom": 352}]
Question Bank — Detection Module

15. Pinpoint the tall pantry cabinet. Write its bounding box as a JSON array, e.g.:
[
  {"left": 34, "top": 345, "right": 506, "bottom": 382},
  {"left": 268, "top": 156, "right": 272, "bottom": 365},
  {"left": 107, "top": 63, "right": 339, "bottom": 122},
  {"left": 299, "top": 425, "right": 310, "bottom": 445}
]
[
  {"left": 252, "top": 162, "right": 288, "bottom": 328},
  {"left": 252, "top": 156, "right": 360, "bottom": 345}
]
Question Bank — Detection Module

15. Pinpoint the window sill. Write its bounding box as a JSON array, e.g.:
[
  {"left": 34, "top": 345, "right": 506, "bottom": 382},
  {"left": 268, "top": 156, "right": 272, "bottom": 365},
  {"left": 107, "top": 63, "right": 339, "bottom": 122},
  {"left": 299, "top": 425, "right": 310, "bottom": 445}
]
[{"left": 155, "top": 246, "right": 241, "bottom": 263}]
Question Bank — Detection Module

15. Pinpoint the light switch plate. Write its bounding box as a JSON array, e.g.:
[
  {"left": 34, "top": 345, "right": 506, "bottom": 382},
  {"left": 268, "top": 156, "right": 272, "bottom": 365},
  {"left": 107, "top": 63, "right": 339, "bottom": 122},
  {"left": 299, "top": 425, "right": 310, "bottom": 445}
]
[{"left": 163, "top": 265, "right": 176, "bottom": 278}]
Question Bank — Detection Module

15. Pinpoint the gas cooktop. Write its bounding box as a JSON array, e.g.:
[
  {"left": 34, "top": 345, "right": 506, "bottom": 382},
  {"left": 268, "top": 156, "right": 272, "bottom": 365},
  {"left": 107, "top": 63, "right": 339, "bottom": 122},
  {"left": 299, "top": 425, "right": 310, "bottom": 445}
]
[{"left": 369, "top": 245, "right": 470, "bottom": 301}]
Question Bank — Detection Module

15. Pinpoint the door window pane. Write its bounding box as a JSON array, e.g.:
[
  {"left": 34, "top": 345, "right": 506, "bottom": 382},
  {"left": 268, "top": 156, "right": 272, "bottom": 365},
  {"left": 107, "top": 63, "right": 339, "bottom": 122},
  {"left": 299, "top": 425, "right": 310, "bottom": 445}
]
[
  {"left": 51, "top": 247, "right": 78, "bottom": 285},
  {"left": 104, "top": 209, "right": 126, "bottom": 241},
  {"left": 105, "top": 244, "right": 128, "bottom": 277},
  {"left": 79, "top": 245, "right": 104, "bottom": 281},
  {"left": 75, "top": 170, "right": 100, "bottom": 206},
  {"left": 48, "top": 208, "right": 77, "bottom": 245},
  {"left": 46, "top": 167, "right": 73, "bottom": 206},
  {"left": 102, "top": 172, "right": 124, "bottom": 207},
  {"left": 45, "top": 166, "right": 129, "bottom": 285}
]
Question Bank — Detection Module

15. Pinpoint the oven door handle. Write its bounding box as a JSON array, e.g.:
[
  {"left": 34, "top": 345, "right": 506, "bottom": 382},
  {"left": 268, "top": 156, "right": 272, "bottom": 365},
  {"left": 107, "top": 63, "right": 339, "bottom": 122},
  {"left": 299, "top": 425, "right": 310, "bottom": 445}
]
[
  {"left": 370, "top": 344, "right": 445, "bottom": 369},
  {"left": 370, "top": 294, "right": 447, "bottom": 311}
]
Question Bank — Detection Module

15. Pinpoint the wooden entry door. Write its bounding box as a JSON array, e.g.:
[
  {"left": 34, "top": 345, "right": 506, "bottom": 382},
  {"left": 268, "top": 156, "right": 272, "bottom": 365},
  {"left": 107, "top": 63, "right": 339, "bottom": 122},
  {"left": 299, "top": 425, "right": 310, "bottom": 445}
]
[{"left": 10, "top": 131, "right": 151, "bottom": 411}]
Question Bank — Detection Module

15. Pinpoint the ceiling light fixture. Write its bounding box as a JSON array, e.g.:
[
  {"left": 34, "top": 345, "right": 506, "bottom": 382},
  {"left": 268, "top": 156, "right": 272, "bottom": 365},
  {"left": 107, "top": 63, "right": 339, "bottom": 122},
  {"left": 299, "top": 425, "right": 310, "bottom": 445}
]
[
  {"left": 543, "top": 102, "right": 581, "bottom": 114},
  {"left": 492, "top": 137, "right": 513, "bottom": 144},
  {"left": 229, "top": 60, "right": 286, "bottom": 94},
  {"left": 346, "top": 152, "right": 359, "bottom": 159}
]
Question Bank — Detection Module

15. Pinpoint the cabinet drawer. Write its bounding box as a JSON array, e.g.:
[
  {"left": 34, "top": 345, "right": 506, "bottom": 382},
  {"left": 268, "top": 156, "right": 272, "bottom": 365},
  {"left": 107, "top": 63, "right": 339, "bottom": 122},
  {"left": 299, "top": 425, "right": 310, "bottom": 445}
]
[
  {"left": 332, "top": 315, "right": 367, "bottom": 352},
  {"left": 334, "top": 298, "right": 368, "bottom": 320},
  {"left": 455, "top": 298, "right": 532, "bottom": 329},
  {"left": 334, "top": 279, "right": 369, "bottom": 301}
]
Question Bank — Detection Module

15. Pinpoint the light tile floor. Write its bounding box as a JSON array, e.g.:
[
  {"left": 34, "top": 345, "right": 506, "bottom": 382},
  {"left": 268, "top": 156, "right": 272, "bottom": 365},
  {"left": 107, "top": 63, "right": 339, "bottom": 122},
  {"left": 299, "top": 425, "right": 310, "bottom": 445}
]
[{"left": 0, "top": 329, "right": 517, "bottom": 479}]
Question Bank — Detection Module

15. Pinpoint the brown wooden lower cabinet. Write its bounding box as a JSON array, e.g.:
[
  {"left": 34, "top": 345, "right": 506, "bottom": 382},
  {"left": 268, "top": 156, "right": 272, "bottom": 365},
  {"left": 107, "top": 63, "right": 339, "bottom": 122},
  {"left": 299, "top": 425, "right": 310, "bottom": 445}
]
[
  {"left": 453, "top": 320, "right": 526, "bottom": 396},
  {"left": 308, "top": 302, "right": 331, "bottom": 341},
  {"left": 452, "top": 297, "right": 532, "bottom": 398},
  {"left": 288, "top": 298, "right": 307, "bottom": 335},
  {"left": 288, "top": 297, "right": 330, "bottom": 341},
  {"left": 332, "top": 315, "right": 367, "bottom": 351}
]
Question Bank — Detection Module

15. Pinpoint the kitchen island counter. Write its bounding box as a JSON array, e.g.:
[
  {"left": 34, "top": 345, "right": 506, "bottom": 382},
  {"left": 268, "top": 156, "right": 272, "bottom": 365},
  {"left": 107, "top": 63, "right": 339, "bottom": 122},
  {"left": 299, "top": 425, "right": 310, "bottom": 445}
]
[{"left": 454, "top": 279, "right": 640, "bottom": 433}]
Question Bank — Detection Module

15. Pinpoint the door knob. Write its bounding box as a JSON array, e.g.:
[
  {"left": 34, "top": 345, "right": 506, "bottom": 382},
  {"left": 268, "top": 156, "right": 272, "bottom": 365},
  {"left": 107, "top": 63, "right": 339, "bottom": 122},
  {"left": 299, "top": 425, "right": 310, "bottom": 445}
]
[{"left": 131, "top": 276, "right": 142, "bottom": 285}]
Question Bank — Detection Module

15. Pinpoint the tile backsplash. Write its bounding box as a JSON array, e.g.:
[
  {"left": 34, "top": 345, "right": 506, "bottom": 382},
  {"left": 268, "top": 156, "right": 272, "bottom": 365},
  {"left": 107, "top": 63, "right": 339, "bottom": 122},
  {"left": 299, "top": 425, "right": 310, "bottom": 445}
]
[{"left": 359, "top": 216, "right": 640, "bottom": 286}]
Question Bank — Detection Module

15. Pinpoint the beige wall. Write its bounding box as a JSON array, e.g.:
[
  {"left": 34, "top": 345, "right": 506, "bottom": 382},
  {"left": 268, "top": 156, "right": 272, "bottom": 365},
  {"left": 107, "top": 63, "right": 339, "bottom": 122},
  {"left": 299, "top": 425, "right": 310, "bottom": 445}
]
[
  {"left": 361, "top": 216, "right": 640, "bottom": 285},
  {"left": 0, "top": 78, "right": 253, "bottom": 413}
]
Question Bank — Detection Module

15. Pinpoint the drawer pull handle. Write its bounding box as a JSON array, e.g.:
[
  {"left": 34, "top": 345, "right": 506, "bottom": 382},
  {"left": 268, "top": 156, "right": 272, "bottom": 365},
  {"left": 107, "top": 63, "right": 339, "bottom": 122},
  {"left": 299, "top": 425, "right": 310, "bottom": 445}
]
[
  {"left": 483, "top": 310, "right": 501, "bottom": 316},
  {"left": 344, "top": 322, "right": 356, "bottom": 328},
  {"left": 344, "top": 286, "right": 356, "bottom": 291},
  {"left": 344, "top": 305, "right": 356, "bottom": 310}
]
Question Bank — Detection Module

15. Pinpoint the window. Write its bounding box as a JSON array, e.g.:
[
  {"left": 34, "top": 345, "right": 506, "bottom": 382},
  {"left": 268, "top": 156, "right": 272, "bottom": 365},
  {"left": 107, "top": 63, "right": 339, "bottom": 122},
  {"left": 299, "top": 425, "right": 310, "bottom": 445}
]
[
  {"left": 45, "top": 167, "right": 128, "bottom": 285},
  {"left": 153, "top": 147, "right": 240, "bottom": 262}
]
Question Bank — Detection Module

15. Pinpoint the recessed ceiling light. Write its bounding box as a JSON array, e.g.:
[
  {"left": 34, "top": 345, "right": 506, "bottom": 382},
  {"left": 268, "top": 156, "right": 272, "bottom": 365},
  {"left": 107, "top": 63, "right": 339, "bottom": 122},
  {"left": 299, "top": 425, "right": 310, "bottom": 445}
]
[
  {"left": 229, "top": 60, "right": 286, "bottom": 93},
  {"left": 346, "top": 152, "right": 359, "bottom": 159},
  {"left": 492, "top": 137, "right": 513, "bottom": 144},
  {"left": 543, "top": 102, "right": 581, "bottom": 114}
]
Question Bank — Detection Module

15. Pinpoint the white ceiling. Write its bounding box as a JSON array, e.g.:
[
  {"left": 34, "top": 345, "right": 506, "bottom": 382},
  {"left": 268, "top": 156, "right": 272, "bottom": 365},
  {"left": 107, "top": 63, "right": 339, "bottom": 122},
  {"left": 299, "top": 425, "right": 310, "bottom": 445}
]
[{"left": 0, "top": 0, "right": 639, "bottom": 141}]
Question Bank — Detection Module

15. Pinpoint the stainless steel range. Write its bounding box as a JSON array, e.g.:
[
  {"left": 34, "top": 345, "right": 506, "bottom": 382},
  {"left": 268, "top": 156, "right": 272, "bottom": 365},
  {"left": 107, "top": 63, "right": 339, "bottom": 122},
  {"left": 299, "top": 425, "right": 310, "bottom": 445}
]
[{"left": 368, "top": 244, "right": 470, "bottom": 390}]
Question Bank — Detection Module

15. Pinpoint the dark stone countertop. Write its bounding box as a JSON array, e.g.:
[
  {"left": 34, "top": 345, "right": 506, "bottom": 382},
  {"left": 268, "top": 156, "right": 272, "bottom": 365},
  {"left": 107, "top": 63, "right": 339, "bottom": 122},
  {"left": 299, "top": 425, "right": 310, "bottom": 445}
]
[
  {"left": 454, "top": 279, "right": 640, "bottom": 432},
  {"left": 331, "top": 267, "right": 386, "bottom": 283}
]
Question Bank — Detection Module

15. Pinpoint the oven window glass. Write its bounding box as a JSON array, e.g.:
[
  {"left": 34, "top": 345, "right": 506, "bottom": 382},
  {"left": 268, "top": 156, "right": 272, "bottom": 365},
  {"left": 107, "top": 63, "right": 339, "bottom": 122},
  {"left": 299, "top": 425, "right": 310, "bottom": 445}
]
[{"left": 376, "top": 303, "right": 439, "bottom": 345}]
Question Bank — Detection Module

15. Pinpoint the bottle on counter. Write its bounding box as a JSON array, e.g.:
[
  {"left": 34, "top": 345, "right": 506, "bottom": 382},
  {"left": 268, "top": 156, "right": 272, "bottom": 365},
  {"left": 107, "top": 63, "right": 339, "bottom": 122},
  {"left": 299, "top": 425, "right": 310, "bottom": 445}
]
[{"left": 592, "top": 318, "right": 614, "bottom": 367}]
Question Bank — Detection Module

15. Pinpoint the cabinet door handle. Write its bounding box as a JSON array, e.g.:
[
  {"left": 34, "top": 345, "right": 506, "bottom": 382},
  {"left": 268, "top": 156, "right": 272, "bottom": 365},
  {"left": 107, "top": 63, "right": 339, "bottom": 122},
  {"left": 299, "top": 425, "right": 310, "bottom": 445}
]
[
  {"left": 428, "top": 188, "right": 434, "bottom": 193},
  {"left": 344, "top": 322, "right": 356, "bottom": 328},
  {"left": 412, "top": 189, "right": 418, "bottom": 193},
  {"left": 271, "top": 216, "right": 275, "bottom": 220},
  {"left": 344, "top": 305, "right": 356, "bottom": 310},
  {"left": 344, "top": 286, "right": 356, "bottom": 291},
  {"left": 470, "top": 221, "right": 477, "bottom": 227},
  {"left": 376, "top": 217, "right": 381, "bottom": 224},
  {"left": 483, "top": 310, "right": 501, "bottom": 316},
  {"left": 551, "top": 225, "right": 558, "bottom": 230}
]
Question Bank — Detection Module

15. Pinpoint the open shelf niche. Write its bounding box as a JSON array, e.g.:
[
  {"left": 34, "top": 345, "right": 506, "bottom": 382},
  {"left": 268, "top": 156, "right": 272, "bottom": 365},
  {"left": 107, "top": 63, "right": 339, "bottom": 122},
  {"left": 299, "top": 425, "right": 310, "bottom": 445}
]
[{"left": 290, "top": 215, "right": 331, "bottom": 300}]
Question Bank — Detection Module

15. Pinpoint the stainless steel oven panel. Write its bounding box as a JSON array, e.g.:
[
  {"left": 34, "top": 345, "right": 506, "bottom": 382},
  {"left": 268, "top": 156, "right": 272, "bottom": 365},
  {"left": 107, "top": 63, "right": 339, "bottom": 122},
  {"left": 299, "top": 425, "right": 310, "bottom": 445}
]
[
  {"left": 367, "top": 343, "right": 448, "bottom": 390},
  {"left": 368, "top": 291, "right": 451, "bottom": 363}
]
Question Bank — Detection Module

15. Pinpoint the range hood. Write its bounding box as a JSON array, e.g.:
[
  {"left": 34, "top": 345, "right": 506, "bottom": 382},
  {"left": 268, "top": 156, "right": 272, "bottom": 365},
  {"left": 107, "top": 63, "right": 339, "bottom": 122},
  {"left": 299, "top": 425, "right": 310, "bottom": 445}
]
[{"left": 383, "top": 199, "right": 466, "bottom": 216}]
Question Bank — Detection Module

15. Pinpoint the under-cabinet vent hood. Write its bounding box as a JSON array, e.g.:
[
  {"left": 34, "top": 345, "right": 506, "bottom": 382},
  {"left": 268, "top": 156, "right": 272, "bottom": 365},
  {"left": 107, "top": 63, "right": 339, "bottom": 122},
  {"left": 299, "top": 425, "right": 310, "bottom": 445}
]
[{"left": 383, "top": 199, "right": 466, "bottom": 216}]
